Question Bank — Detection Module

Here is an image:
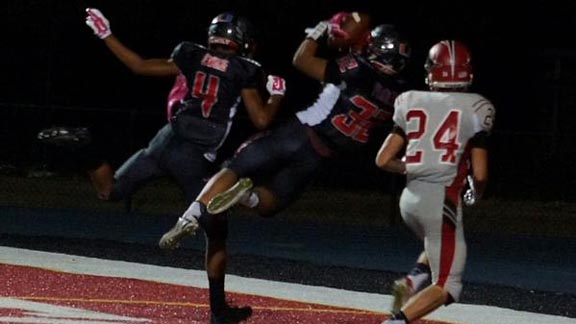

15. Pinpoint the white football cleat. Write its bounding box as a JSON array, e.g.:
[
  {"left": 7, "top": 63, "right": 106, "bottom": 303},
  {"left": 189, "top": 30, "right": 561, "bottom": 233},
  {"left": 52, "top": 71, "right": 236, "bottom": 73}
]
[
  {"left": 207, "top": 178, "right": 253, "bottom": 214},
  {"left": 158, "top": 216, "right": 199, "bottom": 250},
  {"left": 391, "top": 277, "right": 414, "bottom": 313}
]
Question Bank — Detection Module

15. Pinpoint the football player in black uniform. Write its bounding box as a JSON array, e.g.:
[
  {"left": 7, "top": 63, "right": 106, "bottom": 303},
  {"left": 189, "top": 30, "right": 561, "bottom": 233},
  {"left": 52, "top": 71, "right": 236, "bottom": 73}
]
[
  {"left": 39, "top": 10, "right": 284, "bottom": 323},
  {"left": 39, "top": 9, "right": 285, "bottom": 209},
  {"left": 159, "top": 12, "right": 411, "bottom": 323}
]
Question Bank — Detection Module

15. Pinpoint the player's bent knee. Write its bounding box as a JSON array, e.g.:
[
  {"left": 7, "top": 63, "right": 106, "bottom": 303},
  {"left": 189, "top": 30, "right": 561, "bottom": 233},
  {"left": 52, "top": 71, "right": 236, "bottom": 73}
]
[
  {"left": 253, "top": 188, "right": 282, "bottom": 217},
  {"left": 444, "top": 280, "right": 463, "bottom": 303}
]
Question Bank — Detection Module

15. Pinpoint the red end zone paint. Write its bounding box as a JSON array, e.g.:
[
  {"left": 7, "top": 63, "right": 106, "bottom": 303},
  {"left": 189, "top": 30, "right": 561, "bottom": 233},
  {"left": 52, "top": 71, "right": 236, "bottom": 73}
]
[{"left": 0, "top": 264, "right": 447, "bottom": 323}]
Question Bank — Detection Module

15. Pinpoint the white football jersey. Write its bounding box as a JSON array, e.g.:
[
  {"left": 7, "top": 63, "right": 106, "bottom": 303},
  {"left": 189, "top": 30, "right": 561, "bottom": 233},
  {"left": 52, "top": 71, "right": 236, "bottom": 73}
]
[{"left": 393, "top": 90, "right": 495, "bottom": 185}]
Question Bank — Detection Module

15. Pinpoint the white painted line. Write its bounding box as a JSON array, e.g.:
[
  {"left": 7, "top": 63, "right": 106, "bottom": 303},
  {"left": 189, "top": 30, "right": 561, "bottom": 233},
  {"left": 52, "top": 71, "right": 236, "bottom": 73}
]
[{"left": 1, "top": 247, "right": 574, "bottom": 324}]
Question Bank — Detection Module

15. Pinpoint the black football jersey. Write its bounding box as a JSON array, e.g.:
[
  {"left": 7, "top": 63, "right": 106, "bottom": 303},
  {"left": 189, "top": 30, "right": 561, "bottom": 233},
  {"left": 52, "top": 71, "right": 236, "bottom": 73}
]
[
  {"left": 167, "top": 42, "right": 263, "bottom": 128},
  {"left": 296, "top": 53, "right": 405, "bottom": 153}
]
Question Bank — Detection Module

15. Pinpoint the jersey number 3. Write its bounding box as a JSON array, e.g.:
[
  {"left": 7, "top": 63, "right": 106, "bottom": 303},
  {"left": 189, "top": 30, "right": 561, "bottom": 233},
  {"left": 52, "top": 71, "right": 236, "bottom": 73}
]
[
  {"left": 331, "top": 95, "right": 383, "bottom": 143},
  {"left": 405, "top": 109, "right": 461, "bottom": 164},
  {"left": 192, "top": 71, "right": 220, "bottom": 117}
]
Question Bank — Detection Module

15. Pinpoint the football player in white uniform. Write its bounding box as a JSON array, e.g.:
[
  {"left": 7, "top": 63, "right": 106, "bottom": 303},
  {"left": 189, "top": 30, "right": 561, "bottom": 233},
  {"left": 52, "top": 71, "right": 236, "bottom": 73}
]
[{"left": 376, "top": 40, "right": 495, "bottom": 323}]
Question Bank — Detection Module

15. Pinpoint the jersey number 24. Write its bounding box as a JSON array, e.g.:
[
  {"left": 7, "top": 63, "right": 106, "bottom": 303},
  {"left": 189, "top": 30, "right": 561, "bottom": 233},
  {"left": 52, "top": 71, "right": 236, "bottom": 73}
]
[{"left": 405, "top": 109, "right": 461, "bottom": 164}]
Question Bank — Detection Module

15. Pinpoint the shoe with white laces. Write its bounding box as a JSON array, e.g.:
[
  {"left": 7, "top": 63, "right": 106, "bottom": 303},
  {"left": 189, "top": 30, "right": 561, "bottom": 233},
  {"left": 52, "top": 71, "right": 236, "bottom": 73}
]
[
  {"left": 158, "top": 216, "right": 199, "bottom": 250},
  {"left": 207, "top": 178, "right": 253, "bottom": 214},
  {"left": 391, "top": 277, "right": 414, "bottom": 313}
]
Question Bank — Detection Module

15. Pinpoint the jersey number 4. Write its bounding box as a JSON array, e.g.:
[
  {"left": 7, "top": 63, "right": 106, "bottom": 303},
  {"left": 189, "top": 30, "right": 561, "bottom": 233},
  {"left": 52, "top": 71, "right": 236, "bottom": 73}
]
[
  {"left": 192, "top": 71, "right": 220, "bottom": 117},
  {"left": 405, "top": 109, "right": 461, "bottom": 164}
]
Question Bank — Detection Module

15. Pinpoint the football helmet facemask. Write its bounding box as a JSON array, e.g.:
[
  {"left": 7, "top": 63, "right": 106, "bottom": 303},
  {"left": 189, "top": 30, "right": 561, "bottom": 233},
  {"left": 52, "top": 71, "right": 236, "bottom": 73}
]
[
  {"left": 425, "top": 40, "right": 473, "bottom": 90},
  {"left": 363, "top": 24, "right": 410, "bottom": 75},
  {"left": 208, "top": 12, "right": 255, "bottom": 56}
]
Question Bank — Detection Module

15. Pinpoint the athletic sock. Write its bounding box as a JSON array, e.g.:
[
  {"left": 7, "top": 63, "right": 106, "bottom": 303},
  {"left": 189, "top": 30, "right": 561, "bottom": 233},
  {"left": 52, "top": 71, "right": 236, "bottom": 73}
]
[
  {"left": 182, "top": 200, "right": 206, "bottom": 222},
  {"left": 391, "top": 310, "right": 408, "bottom": 323},
  {"left": 407, "top": 262, "right": 431, "bottom": 293},
  {"left": 209, "top": 277, "right": 227, "bottom": 315},
  {"left": 241, "top": 191, "right": 260, "bottom": 208}
]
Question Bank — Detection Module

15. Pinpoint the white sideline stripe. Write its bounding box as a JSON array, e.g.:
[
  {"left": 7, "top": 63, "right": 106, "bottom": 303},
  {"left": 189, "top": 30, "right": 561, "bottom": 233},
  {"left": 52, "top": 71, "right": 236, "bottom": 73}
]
[
  {"left": 0, "top": 297, "right": 151, "bottom": 323},
  {"left": 0, "top": 247, "right": 574, "bottom": 324}
]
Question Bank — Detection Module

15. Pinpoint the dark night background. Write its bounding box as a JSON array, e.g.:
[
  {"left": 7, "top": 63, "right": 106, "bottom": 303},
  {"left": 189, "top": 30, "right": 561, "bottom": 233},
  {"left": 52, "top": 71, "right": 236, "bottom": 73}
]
[
  {"left": 2, "top": 3, "right": 576, "bottom": 320},
  {"left": 1, "top": 0, "right": 575, "bottom": 200}
]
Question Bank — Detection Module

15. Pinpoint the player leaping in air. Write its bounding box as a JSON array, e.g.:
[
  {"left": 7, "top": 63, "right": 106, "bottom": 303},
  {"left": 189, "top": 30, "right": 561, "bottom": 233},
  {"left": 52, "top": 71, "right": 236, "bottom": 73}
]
[
  {"left": 38, "top": 8, "right": 285, "bottom": 324},
  {"left": 158, "top": 10, "right": 411, "bottom": 323}
]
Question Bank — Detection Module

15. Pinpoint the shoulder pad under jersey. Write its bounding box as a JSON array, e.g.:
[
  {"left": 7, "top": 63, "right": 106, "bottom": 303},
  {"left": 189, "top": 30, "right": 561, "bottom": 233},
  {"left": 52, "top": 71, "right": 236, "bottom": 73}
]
[
  {"left": 172, "top": 41, "right": 206, "bottom": 55},
  {"left": 237, "top": 56, "right": 262, "bottom": 67},
  {"left": 191, "top": 42, "right": 207, "bottom": 51},
  {"left": 470, "top": 94, "right": 495, "bottom": 133}
]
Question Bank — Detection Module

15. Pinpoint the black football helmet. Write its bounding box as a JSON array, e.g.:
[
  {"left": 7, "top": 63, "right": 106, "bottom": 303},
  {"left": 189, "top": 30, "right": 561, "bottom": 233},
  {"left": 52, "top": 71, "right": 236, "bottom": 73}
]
[
  {"left": 208, "top": 12, "right": 255, "bottom": 56},
  {"left": 363, "top": 24, "right": 410, "bottom": 75}
]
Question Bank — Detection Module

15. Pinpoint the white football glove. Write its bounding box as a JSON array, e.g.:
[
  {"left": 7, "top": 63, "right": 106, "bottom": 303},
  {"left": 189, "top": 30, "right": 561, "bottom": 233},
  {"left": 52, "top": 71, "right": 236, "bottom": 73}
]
[
  {"left": 85, "top": 8, "right": 112, "bottom": 39},
  {"left": 463, "top": 175, "right": 477, "bottom": 206},
  {"left": 305, "top": 21, "right": 329, "bottom": 41},
  {"left": 266, "top": 75, "right": 286, "bottom": 96},
  {"left": 463, "top": 188, "right": 477, "bottom": 206}
]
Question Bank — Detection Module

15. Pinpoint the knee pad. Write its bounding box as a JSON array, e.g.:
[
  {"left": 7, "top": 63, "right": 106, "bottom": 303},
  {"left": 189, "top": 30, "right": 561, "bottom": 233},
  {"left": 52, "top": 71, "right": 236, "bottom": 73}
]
[{"left": 198, "top": 212, "right": 229, "bottom": 241}]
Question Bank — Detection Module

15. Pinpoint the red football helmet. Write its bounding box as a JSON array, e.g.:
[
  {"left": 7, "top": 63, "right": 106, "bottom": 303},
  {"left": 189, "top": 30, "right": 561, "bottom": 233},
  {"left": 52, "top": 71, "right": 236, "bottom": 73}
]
[{"left": 425, "top": 40, "right": 473, "bottom": 90}]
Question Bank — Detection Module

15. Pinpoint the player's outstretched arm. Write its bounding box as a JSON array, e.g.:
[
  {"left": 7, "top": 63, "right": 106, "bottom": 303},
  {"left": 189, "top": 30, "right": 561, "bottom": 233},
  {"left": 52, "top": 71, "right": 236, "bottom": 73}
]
[
  {"left": 292, "top": 21, "right": 329, "bottom": 82},
  {"left": 85, "top": 8, "right": 179, "bottom": 77}
]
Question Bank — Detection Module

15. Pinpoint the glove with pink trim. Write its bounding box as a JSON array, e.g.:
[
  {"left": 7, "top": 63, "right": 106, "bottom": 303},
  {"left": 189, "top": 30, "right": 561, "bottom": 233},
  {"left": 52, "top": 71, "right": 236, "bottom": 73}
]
[
  {"left": 266, "top": 75, "right": 286, "bottom": 96},
  {"left": 85, "top": 8, "right": 112, "bottom": 39}
]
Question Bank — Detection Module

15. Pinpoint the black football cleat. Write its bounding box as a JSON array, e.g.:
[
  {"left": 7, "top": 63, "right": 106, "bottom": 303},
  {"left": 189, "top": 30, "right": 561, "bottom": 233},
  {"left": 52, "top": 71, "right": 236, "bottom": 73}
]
[
  {"left": 37, "top": 126, "right": 92, "bottom": 149},
  {"left": 211, "top": 305, "right": 253, "bottom": 324}
]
